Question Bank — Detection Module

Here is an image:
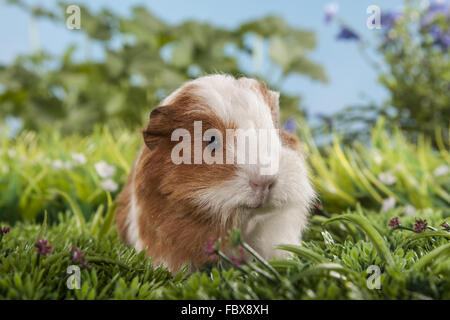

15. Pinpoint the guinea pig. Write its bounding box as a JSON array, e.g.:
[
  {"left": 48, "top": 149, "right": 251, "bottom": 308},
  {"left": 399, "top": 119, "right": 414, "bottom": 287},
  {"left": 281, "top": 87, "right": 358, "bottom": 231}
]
[{"left": 115, "top": 74, "right": 315, "bottom": 273}]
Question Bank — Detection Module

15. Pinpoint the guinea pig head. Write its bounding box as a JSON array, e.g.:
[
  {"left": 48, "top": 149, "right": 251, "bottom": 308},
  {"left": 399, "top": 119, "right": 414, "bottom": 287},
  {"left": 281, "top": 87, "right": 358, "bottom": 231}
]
[{"left": 140, "top": 75, "right": 314, "bottom": 225}]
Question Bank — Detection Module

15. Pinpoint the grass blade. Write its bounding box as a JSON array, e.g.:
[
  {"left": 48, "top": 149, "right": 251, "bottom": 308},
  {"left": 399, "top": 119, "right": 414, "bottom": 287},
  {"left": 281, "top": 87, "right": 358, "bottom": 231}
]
[
  {"left": 276, "top": 244, "right": 328, "bottom": 264},
  {"left": 322, "top": 214, "right": 397, "bottom": 271}
]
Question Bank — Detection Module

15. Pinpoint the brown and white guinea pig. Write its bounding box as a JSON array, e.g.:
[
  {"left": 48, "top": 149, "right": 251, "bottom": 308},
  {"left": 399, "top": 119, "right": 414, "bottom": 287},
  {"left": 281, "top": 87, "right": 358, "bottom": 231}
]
[{"left": 115, "top": 74, "right": 315, "bottom": 273}]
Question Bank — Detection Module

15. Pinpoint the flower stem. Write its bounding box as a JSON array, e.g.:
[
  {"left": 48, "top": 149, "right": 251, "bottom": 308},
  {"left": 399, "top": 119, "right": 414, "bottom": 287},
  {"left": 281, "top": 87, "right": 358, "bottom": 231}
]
[
  {"left": 393, "top": 225, "right": 417, "bottom": 232},
  {"left": 216, "top": 250, "right": 248, "bottom": 274},
  {"left": 241, "top": 242, "right": 281, "bottom": 280}
]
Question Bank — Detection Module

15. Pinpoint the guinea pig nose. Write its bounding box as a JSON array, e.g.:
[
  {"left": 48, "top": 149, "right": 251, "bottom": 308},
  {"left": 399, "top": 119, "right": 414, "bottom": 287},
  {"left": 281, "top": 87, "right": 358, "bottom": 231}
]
[{"left": 249, "top": 177, "right": 275, "bottom": 194}]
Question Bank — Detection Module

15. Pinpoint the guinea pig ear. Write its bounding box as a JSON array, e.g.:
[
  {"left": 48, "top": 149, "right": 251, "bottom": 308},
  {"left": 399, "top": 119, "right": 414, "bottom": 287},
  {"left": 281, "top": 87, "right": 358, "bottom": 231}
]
[
  {"left": 268, "top": 90, "right": 280, "bottom": 124},
  {"left": 257, "top": 81, "right": 280, "bottom": 126},
  {"left": 142, "top": 105, "right": 173, "bottom": 150}
]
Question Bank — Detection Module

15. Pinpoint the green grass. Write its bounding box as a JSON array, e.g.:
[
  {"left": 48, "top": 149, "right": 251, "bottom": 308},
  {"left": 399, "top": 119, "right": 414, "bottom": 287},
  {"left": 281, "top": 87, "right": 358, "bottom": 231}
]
[
  {"left": 1, "top": 207, "right": 449, "bottom": 299},
  {"left": 0, "top": 118, "right": 449, "bottom": 299}
]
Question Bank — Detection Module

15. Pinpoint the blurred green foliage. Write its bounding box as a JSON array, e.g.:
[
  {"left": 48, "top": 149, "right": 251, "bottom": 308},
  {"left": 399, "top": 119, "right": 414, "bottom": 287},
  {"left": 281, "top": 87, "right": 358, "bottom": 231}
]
[
  {"left": 0, "top": 0, "right": 327, "bottom": 134},
  {"left": 0, "top": 119, "right": 447, "bottom": 224}
]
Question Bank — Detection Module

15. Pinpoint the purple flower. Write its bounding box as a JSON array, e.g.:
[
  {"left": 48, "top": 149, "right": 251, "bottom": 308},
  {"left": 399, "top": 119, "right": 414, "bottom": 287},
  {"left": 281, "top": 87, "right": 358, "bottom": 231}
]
[
  {"left": 35, "top": 238, "right": 52, "bottom": 256},
  {"left": 324, "top": 3, "right": 339, "bottom": 24},
  {"left": 388, "top": 217, "right": 400, "bottom": 228},
  {"left": 429, "top": 0, "right": 449, "bottom": 13},
  {"left": 0, "top": 226, "right": 10, "bottom": 241},
  {"left": 430, "top": 26, "right": 450, "bottom": 51},
  {"left": 230, "top": 246, "right": 245, "bottom": 267},
  {"left": 205, "top": 237, "right": 217, "bottom": 256},
  {"left": 0, "top": 226, "right": 10, "bottom": 235},
  {"left": 381, "top": 11, "right": 402, "bottom": 29},
  {"left": 282, "top": 117, "right": 297, "bottom": 134},
  {"left": 421, "top": 0, "right": 450, "bottom": 27},
  {"left": 440, "top": 221, "right": 449, "bottom": 229},
  {"left": 71, "top": 246, "right": 91, "bottom": 269},
  {"left": 414, "top": 218, "right": 428, "bottom": 233},
  {"left": 336, "top": 27, "right": 360, "bottom": 41},
  {"left": 312, "top": 202, "right": 323, "bottom": 214}
]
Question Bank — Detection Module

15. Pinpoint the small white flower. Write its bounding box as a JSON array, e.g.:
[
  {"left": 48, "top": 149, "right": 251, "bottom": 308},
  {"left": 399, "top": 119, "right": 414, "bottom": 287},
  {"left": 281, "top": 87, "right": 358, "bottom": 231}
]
[
  {"left": 374, "top": 154, "right": 383, "bottom": 164},
  {"left": 95, "top": 161, "right": 116, "bottom": 178},
  {"left": 329, "top": 271, "right": 346, "bottom": 280},
  {"left": 1, "top": 165, "right": 9, "bottom": 174},
  {"left": 405, "top": 205, "right": 416, "bottom": 216},
  {"left": 100, "top": 178, "right": 118, "bottom": 192},
  {"left": 71, "top": 153, "right": 87, "bottom": 165},
  {"left": 326, "top": 183, "right": 337, "bottom": 194},
  {"left": 381, "top": 197, "right": 396, "bottom": 212},
  {"left": 64, "top": 161, "right": 73, "bottom": 170},
  {"left": 51, "top": 159, "right": 65, "bottom": 171},
  {"left": 7, "top": 149, "right": 16, "bottom": 158},
  {"left": 433, "top": 165, "right": 449, "bottom": 177},
  {"left": 378, "top": 171, "right": 397, "bottom": 185}
]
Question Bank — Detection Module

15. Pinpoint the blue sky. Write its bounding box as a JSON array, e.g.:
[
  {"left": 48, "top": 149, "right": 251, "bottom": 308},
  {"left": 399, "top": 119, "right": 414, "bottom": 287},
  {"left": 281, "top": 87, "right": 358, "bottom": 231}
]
[{"left": 0, "top": 0, "right": 407, "bottom": 117}]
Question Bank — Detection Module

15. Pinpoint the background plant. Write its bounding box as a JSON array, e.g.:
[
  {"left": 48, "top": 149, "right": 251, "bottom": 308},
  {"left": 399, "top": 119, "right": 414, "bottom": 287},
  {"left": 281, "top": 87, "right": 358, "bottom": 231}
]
[
  {"left": 319, "top": 0, "right": 449, "bottom": 145},
  {"left": 0, "top": 0, "right": 326, "bottom": 134}
]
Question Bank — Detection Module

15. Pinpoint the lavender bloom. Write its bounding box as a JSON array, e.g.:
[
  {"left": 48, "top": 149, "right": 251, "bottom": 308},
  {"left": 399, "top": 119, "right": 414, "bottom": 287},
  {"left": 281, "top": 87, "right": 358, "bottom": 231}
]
[
  {"left": 71, "top": 246, "right": 92, "bottom": 269},
  {"left": 0, "top": 226, "right": 10, "bottom": 234},
  {"left": 205, "top": 237, "right": 217, "bottom": 256},
  {"left": 429, "top": 0, "right": 449, "bottom": 14},
  {"left": 440, "top": 35, "right": 450, "bottom": 51},
  {"left": 0, "top": 226, "right": 10, "bottom": 241},
  {"left": 282, "top": 117, "right": 297, "bottom": 134},
  {"left": 312, "top": 202, "right": 323, "bottom": 214},
  {"left": 324, "top": 3, "right": 339, "bottom": 24},
  {"left": 414, "top": 218, "right": 428, "bottom": 233},
  {"left": 380, "top": 11, "right": 402, "bottom": 29},
  {"left": 230, "top": 246, "right": 245, "bottom": 267},
  {"left": 336, "top": 27, "right": 360, "bottom": 41},
  {"left": 35, "top": 238, "right": 52, "bottom": 256},
  {"left": 430, "top": 26, "right": 450, "bottom": 51},
  {"left": 421, "top": 0, "right": 450, "bottom": 27},
  {"left": 388, "top": 217, "right": 400, "bottom": 228}
]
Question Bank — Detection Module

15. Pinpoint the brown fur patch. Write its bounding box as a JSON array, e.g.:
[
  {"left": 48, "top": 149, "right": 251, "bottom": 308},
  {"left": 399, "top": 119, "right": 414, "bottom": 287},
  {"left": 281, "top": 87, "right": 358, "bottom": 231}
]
[
  {"left": 256, "top": 81, "right": 280, "bottom": 128},
  {"left": 115, "top": 170, "right": 132, "bottom": 242},
  {"left": 116, "top": 85, "right": 239, "bottom": 272}
]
